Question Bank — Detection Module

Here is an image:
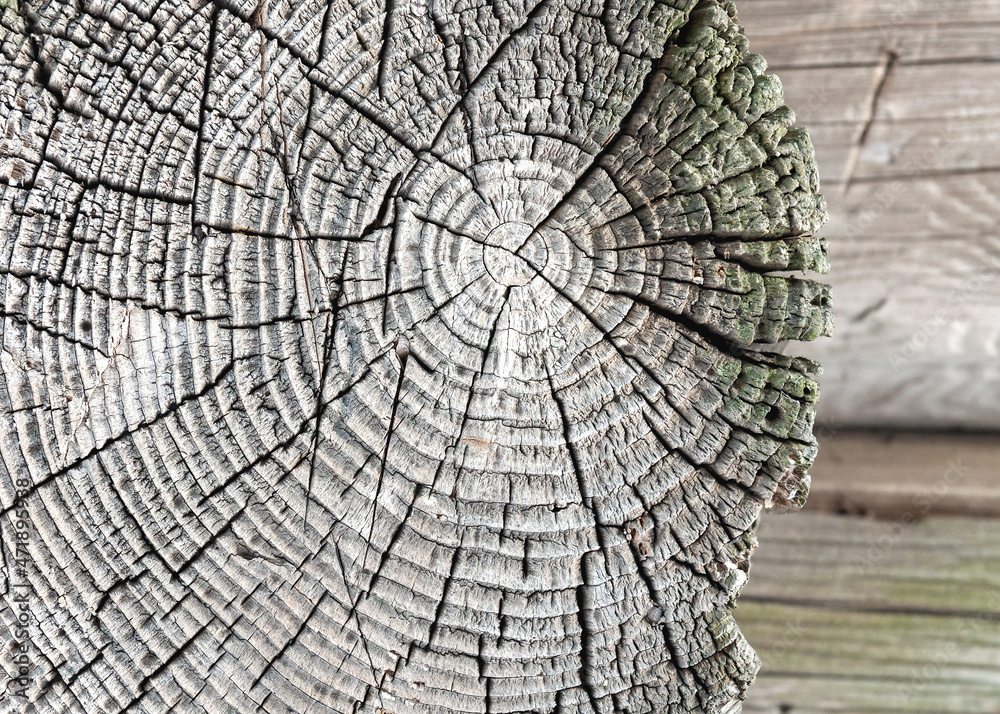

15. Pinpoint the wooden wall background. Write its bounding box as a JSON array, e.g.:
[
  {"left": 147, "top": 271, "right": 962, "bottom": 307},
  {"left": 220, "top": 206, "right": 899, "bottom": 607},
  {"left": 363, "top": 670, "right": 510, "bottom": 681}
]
[
  {"left": 738, "top": 0, "right": 1000, "bottom": 430},
  {"left": 732, "top": 5, "right": 1000, "bottom": 709}
]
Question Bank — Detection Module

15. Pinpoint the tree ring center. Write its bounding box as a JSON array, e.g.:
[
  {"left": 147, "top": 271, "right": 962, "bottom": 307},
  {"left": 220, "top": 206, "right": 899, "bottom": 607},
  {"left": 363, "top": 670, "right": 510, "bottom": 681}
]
[{"left": 483, "top": 222, "right": 548, "bottom": 287}]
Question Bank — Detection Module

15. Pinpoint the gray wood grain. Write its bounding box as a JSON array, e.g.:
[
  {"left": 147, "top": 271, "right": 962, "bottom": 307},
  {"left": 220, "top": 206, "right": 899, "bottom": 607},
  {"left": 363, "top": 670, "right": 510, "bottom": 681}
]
[
  {"left": 0, "top": 1, "right": 829, "bottom": 712},
  {"left": 738, "top": 0, "right": 1000, "bottom": 429},
  {"left": 738, "top": 510, "right": 1000, "bottom": 713}
]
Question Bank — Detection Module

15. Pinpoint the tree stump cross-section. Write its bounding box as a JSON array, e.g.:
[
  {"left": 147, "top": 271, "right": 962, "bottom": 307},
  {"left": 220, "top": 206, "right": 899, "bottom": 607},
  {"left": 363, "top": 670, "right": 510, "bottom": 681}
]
[{"left": 0, "top": 0, "right": 830, "bottom": 712}]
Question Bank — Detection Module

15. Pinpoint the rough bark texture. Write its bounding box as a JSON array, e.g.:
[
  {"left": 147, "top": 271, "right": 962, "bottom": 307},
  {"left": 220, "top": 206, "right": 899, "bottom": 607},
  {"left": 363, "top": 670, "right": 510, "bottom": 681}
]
[{"left": 0, "top": 1, "right": 829, "bottom": 712}]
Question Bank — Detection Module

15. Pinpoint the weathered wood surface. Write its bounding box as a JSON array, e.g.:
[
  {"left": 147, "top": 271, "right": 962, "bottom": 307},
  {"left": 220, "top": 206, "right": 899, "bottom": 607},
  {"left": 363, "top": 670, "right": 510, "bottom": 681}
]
[
  {"left": 738, "top": 0, "right": 1000, "bottom": 430},
  {"left": 737, "top": 511, "right": 1000, "bottom": 713},
  {"left": 0, "top": 1, "right": 829, "bottom": 712}
]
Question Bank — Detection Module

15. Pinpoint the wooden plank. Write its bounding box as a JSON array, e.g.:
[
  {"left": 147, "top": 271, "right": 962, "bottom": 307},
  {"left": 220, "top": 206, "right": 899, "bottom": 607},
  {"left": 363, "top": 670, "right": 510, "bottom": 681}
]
[
  {"left": 736, "top": 0, "right": 1000, "bottom": 428},
  {"left": 776, "top": 64, "right": 1000, "bottom": 130},
  {"left": 743, "top": 604, "right": 1000, "bottom": 713},
  {"left": 808, "top": 358, "right": 1000, "bottom": 431},
  {"left": 737, "top": 4, "right": 1000, "bottom": 67},
  {"left": 800, "top": 118, "right": 1000, "bottom": 185},
  {"left": 737, "top": 511, "right": 1000, "bottom": 712},
  {"left": 747, "top": 23, "right": 1000, "bottom": 69},
  {"left": 798, "top": 228, "right": 1000, "bottom": 428},
  {"left": 807, "top": 432, "right": 1000, "bottom": 518},
  {"left": 737, "top": 0, "right": 1000, "bottom": 38}
]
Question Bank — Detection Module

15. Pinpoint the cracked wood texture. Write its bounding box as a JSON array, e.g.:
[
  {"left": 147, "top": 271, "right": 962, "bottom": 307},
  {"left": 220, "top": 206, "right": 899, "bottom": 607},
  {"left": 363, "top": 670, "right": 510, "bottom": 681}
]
[{"left": 0, "top": 1, "right": 829, "bottom": 713}]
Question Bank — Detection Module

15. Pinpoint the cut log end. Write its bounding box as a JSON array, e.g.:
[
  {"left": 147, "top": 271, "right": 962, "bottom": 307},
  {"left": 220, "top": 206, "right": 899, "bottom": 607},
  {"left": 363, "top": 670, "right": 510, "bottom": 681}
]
[{"left": 0, "top": 0, "right": 828, "bottom": 712}]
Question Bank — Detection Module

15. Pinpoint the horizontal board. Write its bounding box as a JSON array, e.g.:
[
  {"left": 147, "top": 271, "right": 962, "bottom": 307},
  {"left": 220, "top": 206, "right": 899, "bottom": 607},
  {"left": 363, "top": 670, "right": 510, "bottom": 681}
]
[
  {"left": 738, "top": 0, "right": 1000, "bottom": 35},
  {"left": 749, "top": 25, "right": 1000, "bottom": 69},
  {"left": 802, "top": 233, "right": 1000, "bottom": 351},
  {"left": 776, "top": 63, "right": 1000, "bottom": 127},
  {"left": 802, "top": 117, "right": 1000, "bottom": 186},
  {"left": 807, "top": 359, "right": 1000, "bottom": 430},
  {"left": 738, "top": 511, "right": 1000, "bottom": 711},
  {"left": 800, "top": 228, "right": 1000, "bottom": 428},
  {"left": 806, "top": 432, "right": 1000, "bottom": 518}
]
